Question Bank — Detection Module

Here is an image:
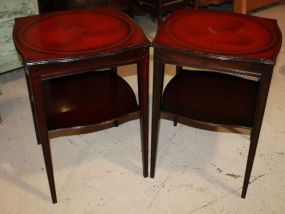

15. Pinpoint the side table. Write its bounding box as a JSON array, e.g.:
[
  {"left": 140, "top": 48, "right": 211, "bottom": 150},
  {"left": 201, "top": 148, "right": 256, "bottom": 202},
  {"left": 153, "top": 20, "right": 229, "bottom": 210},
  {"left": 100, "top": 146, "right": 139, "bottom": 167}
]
[
  {"left": 151, "top": 9, "right": 282, "bottom": 198},
  {"left": 13, "top": 8, "right": 150, "bottom": 203}
]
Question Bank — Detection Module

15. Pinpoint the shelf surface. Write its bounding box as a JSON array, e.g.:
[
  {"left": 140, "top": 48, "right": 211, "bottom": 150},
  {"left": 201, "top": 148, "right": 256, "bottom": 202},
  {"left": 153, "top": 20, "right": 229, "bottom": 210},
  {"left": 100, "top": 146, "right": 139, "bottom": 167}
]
[
  {"left": 161, "top": 70, "right": 259, "bottom": 127},
  {"left": 43, "top": 70, "right": 139, "bottom": 131}
]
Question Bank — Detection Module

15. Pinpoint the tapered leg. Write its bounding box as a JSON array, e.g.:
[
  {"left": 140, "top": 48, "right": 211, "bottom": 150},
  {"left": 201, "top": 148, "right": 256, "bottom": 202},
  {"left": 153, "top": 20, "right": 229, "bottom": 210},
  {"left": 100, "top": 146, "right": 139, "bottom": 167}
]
[
  {"left": 114, "top": 120, "right": 119, "bottom": 127},
  {"left": 176, "top": 66, "right": 182, "bottom": 75},
  {"left": 158, "top": 15, "right": 163, "bottom": 26},
  {"left": 242, "top": 73, "right": 272, "bottom": 198},
  {"left": 31, "top": 77, "right": 57, "bottom": 203},
  {"left": 157, "top": 3, "right": 163, "bottom": 26},
  {"left": 195, "top": 0, "right": 200, "bottom": 8},
  {"left": 25, "top": 73, "right": 41, "bottom": 145},
  {"left": 150, "top": 53, "right": 165, "bottom": 178},
  {"left": 173, "top": 115, "right": 178, "bottom": 126},
  {"left": 127, "top": 0, "right": 135, "bottom": 18},
  {"left": 173, "top": 66, "right": 183, "bottom": 126},
  {"left": 41, "top": 137, "right": 57, "bottom": 203},
  {"left": 137, "top": 50, "right": 149, "bottom": 177},
  {"left": 112, "top": 66, "right": 118, "bottom": 74}
]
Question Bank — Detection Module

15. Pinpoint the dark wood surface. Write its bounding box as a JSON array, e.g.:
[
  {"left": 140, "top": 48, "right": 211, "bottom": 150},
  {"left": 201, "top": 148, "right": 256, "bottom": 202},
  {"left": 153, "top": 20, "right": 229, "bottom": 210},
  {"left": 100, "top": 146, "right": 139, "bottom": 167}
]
[
  {"left": 151, "top": 8, "right": 282, "bottom": 199},
  {"left": 37, "top": 0, "right": 128, "bottom": 13},
  {"left": 129, "top": 0, "right": 189, "bottom": 25},
  {"left": 161, "top": 69, "right": 259, "bottom": 128},
  {"left": 195, "top": 0, "right": 226, "bottom": 8},
  {"left": 43, "top": 69, "right": 139, "bottom": 131},
  {"left": 13, "top": 8, "right": 150, "bottom": 203},
  {"left": 13, "top": 8, "right": 149, "bottom": 63},
  {"left": 154, "top": 9, "right": 282, "bottom": 62}
]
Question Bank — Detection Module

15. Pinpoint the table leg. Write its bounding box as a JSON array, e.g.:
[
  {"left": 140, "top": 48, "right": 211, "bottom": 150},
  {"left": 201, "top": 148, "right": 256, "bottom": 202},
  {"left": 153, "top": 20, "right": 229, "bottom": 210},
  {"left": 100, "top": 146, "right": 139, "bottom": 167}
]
[
  {"left": 173, "top": 66, "right": 183, "bottom": 126},
  {"left": 25, "top": 74, "right": 42, "bottom": 145},
  {"left": 138, "top": 50, "right": 149, "bottom": 177},
  {"left": 242, "top": 73, "right": 272, "bottom": 198},
  {"left": 150, "top": 53, "right": 165, "bottom": 178},
  {"left": 31, "top": 77, "right": 57, "bottom": 203}
]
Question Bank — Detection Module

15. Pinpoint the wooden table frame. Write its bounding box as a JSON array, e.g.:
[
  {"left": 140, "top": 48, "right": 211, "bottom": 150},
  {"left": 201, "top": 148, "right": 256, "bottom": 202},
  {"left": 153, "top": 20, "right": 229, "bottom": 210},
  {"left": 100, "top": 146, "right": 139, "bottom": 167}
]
[
  {"left": 24, "top": 47, "right": 149, "bottom": 203},
  {"left": 13, "top": 8, "right": 150, "bottom": 203},
  {"left": 151, "top": 44, "right": 279, "bottom": 198}
]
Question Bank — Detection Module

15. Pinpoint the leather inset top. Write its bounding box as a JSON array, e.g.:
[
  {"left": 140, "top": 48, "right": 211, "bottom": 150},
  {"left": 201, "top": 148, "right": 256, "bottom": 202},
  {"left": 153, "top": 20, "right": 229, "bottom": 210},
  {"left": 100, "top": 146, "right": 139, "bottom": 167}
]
[
  {"left": 13, "top": 8, "right": 149, "bottom": 63},
  {"left": 154, "top": 9, "right": 282, "bottom": 62}
]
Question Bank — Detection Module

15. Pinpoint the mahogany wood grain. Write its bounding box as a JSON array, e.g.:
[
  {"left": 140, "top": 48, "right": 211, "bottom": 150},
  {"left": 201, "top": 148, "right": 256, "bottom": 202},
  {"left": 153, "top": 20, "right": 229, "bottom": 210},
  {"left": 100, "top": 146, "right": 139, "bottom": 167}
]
[
  {"left": 37, "top": 0, "right": 128, "bottom": 13},
  {"left": 161, "top": 70, "right": 259, "bottom": 128},
  {"left": 13, "top": 8, "right": 150, "bottom": 203},
  {"left": 42, "top": 70, "right": 139, "bottom": 131},
  {"left": 151, "top": 9, "right": 282, "bottom": 199},
  {"left": 195, "top": 0, "right": 225, "bottom": 8}
]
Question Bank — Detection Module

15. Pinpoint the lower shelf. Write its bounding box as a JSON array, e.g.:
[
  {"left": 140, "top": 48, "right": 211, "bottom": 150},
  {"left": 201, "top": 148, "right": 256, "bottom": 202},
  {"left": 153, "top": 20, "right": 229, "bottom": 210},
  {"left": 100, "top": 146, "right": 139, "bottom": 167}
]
[
  {"left": 43, "top": 69, "right": 139, "bottom": 131},
  {"left": 161, "top": 70, "right": 259, "bottom": 128}
]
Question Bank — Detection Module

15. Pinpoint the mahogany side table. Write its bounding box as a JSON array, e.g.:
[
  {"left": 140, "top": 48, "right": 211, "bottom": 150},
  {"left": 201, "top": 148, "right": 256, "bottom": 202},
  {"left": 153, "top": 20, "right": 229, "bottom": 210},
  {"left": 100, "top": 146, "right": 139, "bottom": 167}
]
[
  {"left": 151, "top": 9, "right": 282, "bottom": 198},
  {"left": 13, "top": 8, "right": 150, "bottom": 203}
]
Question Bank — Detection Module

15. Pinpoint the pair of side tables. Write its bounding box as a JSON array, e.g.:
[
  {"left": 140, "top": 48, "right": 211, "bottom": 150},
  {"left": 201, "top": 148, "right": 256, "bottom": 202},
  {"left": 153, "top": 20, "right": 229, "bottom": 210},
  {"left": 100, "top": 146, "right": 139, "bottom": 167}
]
[{"left": 13, "top": 8, "right": 282, "bottom": 203}]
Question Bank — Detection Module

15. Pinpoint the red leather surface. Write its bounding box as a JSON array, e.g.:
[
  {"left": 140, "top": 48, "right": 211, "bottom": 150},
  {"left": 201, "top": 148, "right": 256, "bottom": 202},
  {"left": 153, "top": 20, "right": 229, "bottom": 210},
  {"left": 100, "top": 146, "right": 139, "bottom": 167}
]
[
  {"left": 13, "top": 8, "right": 149, "bottom": 62},
  {"left": 154, "top": 9, "right": 282, "bottom": 61}
]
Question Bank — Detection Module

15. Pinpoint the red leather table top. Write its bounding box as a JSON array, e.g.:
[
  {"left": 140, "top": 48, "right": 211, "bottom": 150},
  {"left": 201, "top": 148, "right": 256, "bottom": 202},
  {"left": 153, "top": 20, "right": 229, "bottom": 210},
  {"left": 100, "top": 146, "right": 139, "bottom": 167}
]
[
  {"left": 154, "top": 9, "right": 282, "bottom": 62},
  {"left": 13, "top": 8, "right": 149, "bottom": 63}
]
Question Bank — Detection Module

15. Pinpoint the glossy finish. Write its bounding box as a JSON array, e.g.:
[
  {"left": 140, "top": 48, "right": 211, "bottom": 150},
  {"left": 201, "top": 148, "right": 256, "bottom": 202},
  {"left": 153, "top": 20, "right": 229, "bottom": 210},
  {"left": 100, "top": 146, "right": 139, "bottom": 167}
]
[
  {"left": 13, "top": 8, "right": 150, "bottom": 203},
  {"left": 18, "top": 12, "right": 133, "bottom": 54},
  {"left": 14, "top": 8, "right": 148, "bottom": 62},
  {"left": 164, "top": 11, "right": 277, "bottom": 55},
  {"left": 129, "top": 0, "right": 189, "bottom": 25},
  {"left": 154, "top": 9, "right": 282, "bottom": 61},
  {"left": 161, "top": 70, "right": 259, "bottom": 128},
  {"left": 151, "top": 9, "right": 282, "bottom": 199},
  {"left": 37, "top": 0, "right": 128, "bottom": 13},
  {"left": 43, "top": 70, "right": 139, "bottom": 131},
  {"left": 195, "top": 0, "right": 225, "bottom": 8}
]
